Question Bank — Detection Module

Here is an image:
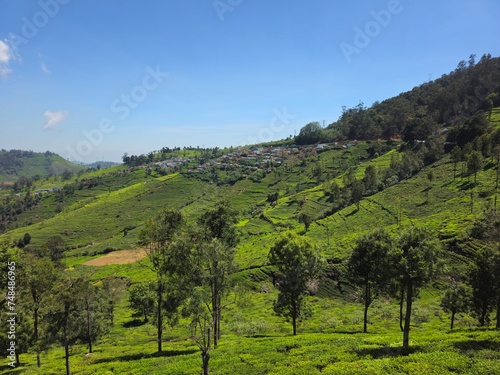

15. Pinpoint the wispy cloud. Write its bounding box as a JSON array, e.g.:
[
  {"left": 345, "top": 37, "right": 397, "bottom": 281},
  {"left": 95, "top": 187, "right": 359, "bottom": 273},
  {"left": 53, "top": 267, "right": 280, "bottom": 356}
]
[
  {"left": 43, "top": 110, "right": 68, "bottom": 130},
  {"left": 0, "top": 40, "right": 13, "bottom": 78},
  {"left": 40, "top": 62, "right": 51, "bottom": 74}
]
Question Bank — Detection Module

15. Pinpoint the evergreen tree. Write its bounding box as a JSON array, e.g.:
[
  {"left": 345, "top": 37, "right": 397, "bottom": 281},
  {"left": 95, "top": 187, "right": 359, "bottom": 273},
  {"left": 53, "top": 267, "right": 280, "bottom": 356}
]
[{"left": 268, "top": 232, "right": 322, "bottom": 335}]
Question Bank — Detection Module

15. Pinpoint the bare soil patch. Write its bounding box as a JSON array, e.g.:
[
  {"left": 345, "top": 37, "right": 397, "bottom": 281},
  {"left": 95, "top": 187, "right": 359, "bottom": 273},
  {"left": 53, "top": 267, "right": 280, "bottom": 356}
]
[{"left": 84, "top": 248, "right": 148, "bottom": 266}]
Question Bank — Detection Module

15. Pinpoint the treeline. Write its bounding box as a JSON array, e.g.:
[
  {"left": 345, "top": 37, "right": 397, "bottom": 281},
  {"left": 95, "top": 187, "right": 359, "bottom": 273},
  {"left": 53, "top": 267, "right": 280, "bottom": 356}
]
[{"left": 295, "top": 54, "right": 500, "bottom": 145}]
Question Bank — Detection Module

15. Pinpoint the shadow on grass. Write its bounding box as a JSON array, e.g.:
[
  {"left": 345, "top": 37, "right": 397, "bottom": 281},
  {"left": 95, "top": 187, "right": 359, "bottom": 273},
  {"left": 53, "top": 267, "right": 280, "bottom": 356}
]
[
  {"left": 91, "top": 349, "right": 198, "bottom": 365},
  {"left": 0, "top": 365, "right": 25, "bottom": 374},
  {"left": 345, "top": 208, "right": 359, "bottom": 217},
  {"left": 454, "top": 340, "right": 500, "bottom": 352},
  {"left": 123, "top": 319, "right": 147, "bottom": 328},
  {"left": 248, "top": 334, "right": 277, "bottom": 338},
  {"left": 355, "top": 345, "right": 422, "bottom": 359},
  {"left": 458, "top": 181, "right": 475, "bottom": 191}
]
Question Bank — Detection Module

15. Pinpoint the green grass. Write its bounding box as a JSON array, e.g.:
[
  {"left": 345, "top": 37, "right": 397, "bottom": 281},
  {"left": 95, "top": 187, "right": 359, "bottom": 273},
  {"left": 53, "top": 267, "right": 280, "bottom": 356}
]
[
  {"left": 2, "top": 136, "right": 500, "bottom": 374},
  {"left": 4, "top": 283, "right": 499, "bottom": 375}
]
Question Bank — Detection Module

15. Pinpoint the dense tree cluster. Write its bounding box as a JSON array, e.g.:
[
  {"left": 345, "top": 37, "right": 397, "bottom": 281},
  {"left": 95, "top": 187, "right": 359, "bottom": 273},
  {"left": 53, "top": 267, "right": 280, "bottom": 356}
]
[
  {"left": 294, "top": 55, "right": 500, "bottom": 145},
  {"left": 0, "top": 237, "right": 125, "bottom": 374},
  {"left": 0, "top": 193, "right": 42, "bottom": 233},
  {"left": 346, "top": 227, "right": 442, "bottom": 350}
]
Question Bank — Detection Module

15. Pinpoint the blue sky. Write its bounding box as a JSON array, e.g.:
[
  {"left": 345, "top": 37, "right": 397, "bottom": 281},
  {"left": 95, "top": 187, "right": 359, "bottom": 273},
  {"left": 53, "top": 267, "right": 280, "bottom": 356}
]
[{"left": 1, "top": 0, "right": 499, "bottom": 162}]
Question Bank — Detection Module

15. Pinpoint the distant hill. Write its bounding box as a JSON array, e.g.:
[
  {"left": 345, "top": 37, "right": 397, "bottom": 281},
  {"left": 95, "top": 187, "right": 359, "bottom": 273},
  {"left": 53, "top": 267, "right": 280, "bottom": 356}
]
[{"left": 0, "top": 149, "right": 85, "bottom": 182}]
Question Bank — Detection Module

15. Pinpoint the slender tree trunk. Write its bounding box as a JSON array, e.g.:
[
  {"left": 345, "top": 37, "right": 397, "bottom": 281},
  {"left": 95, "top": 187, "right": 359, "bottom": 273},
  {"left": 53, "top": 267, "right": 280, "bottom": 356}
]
[
  {"left": 34, "top": 307, "right": 41, "bottom": 367},
  {"left": 363, "top": 283, "right": 370, "bottom": 333},
  {"left": 212, "top": 275, "right": 218, "bottom": 349},
  {"left": 496, "top": 296, "right": 500, "bottom": 329},
  {"left": 292, "top": 300, "right": 297, "bottom": 336},
  {"left": 217, "top": 294, "right": 222, "bottom": 340},
  {"left": 495, "top": 159, "right": 499, "bottom": 211},
  {"left": 403, "top": 282, "right": 413, "bottom": 351},
  {"left": 157, "top": 281, "right": 163, "bottom": 353},
  {"left": 212, "top": 292, "right": 218, "bottom": 349},
  {"left": 65, "top": 344, "right": 71, "bottom": 375},
  {"left": 399, "top": 288, "right": 405, "bottom": 333},
  {"left": 110, "top": 303, "right": 114, "bottom": 326},
  {"left": 202, "top": 327, "right": 211, "bottom": 375},
  {"left": 470, "top": 189, "right": 474, "bottom": 214},
  {"left": 15, "top": 353, "right": 20, "bottom": 366},
  {"left": 451, "top": 310, "right": 456, "bottom": 330},
  {"left": 87, "top": 302, "right": 93, "bottom": 353}
]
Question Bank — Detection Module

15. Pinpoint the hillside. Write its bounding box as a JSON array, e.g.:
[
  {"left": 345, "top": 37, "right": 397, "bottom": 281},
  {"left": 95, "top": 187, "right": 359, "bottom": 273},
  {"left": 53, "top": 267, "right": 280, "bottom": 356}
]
[
  {"left": 0, "top": 150, "right": 85, "bottom": 183},
  {"left": 1, "top": 59, "right": 500, "bottom": 375}
]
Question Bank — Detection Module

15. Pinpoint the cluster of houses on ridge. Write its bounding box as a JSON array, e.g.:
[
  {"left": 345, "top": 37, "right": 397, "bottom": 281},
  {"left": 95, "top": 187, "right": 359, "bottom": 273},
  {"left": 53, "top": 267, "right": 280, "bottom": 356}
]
[
  {"left": 34, "top": 186, "right": 60, "bottom": 195},
  {"left": 146, "top": 142, "right": 356, "bottom": 174}
]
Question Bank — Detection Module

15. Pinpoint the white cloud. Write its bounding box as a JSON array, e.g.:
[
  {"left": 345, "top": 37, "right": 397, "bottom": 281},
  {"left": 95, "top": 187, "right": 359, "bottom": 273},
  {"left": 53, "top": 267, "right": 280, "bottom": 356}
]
[
  {"left": 43, "top": 110, "right": 68, "bottom": 130},
  {"left": 41, "top": 62, "right": 51, "bottom": 74},
  {"left": 0, "top": 40, "right": 13, "bottom": 78}
]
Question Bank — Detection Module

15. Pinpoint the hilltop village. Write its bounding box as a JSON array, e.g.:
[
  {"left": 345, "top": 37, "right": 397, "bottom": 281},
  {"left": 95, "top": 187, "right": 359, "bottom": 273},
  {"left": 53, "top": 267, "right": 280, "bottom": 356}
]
[{"left": 148, "top": 142, "right": 358, "bottom": 175}]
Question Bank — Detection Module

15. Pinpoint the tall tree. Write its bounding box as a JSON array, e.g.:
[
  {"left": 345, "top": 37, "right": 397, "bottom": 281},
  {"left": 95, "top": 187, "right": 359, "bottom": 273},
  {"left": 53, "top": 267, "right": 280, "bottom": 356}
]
[
  {"left": 139, "top": 208, "right": 184, "bottom": 353},
  {"left": 468, "top": 247, "right": 496, "bottom": 326},
  {"left": 43, "top": 276, "right": 89, "bottom": 375},
  {"left": 297, "top": 211, "right": 312, "bottom": 232},
  {"left": 196, "top": 200, "right": 239, "bottom": 347},
  {"left": 351, "top": 179, "right": 365, "bottom": 211},
  {"left": 493, "top": 145, "right": 500, "bottom": 210},
  {"left": 21, "top": 253, "right": 59, "bottom": 367},
  {"left": 41, "top": 235, "right": 66, "bottom": 266},
  {"left": 467, "top": 151, "right": 483, "bottom": 186},
  {"left": 469, "top": 208, "right": 500, "bottom": 327},
  {"left": 296, "top": 122, "right": 324, "bottom": 145},
  {"left": 451, "top": 145, "right": 462, "bottom": 180},
  {"left": 186, "top": 286, "right": 213, "bottom": 375},
  {"left": 128, "top": 281, "right": 156, "bottom": 323},
  {"left": 347, "top": 229, "right": 394, "bottom": 333},
  {"left": 101, "top": 276, "right": 127, "bottom": 326},
  {"left": 80, "top": 278, "right": 112, "bottom": 354},
  {"left": 363, "top": 165, "right": 378, "bottom": 192},
  {"left": 268, "top": 232, "right": 322, "bottom": 335},
  {"left": 441, "top": 280, "right": 470, "bottom": 329},
  {"left": 391, "top": 227, "right": 441, "bottom": 351}
]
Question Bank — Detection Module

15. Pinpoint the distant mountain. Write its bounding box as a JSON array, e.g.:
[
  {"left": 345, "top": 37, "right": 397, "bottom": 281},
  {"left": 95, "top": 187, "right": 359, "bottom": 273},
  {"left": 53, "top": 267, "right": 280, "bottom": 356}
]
[{"left": 0, "top": 149, "right": 85, "bottom": 182}]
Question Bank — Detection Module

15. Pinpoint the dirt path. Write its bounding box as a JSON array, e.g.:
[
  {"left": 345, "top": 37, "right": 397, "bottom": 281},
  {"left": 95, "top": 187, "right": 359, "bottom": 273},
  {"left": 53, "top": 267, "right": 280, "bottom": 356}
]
[{"left": 83, "top": 248, "right": 148, "bottom": 266}]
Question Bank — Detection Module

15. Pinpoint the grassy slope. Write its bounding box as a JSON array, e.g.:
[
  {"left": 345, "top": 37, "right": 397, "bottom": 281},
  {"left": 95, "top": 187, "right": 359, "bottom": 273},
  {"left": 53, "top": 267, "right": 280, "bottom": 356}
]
[{"left": 2, "top": 126, "right": 500, "bottom": 373}]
